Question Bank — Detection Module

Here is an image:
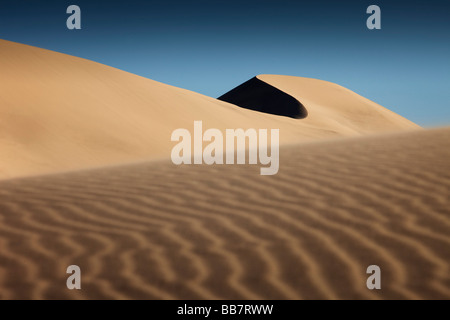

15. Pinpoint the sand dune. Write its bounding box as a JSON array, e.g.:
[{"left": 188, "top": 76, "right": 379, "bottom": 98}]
[
  {"left": 1, "top": 39, "right": 442, "bottom": 300},
  {"left": 0, "top": 40, "right": 418, "bottom": 180},
  {"left": 0, "top": 128, "right": 449, "bottom": 299},
  {"left": 220, "top": 75, "right": 419, "bottom": 134}
]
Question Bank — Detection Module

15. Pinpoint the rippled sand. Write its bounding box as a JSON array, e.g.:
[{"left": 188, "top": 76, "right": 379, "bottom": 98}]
[{"left": 0, "top": 128, "right": 449, "bottom": 299}]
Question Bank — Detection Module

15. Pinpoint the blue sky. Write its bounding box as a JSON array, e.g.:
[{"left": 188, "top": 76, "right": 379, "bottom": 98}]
[{"left": 0, "top": 0, "right": 449, "bottom": 127}]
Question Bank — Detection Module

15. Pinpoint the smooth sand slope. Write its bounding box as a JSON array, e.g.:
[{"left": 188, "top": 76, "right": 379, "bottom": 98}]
[
  {"left": 0, "top": 128, "right": 449, "bottom": 299},
  {"left": 0, "top": 40, "right": 418, "bottom": 179}
]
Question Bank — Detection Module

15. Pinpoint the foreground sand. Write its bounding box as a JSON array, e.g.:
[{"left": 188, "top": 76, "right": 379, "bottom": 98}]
[{"left": 0, "top": 128, "right": 449, "bottom": 299}]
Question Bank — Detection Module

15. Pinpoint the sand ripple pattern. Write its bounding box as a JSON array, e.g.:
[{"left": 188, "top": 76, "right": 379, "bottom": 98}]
[{"left": 0, "top": 128, "right": 449, "bottom": 299}]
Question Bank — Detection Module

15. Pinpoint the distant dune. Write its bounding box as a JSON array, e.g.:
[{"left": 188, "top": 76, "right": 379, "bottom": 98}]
[
  {"left": 0, "top": 128, "right": 448, "bottom": 299},
  {"left": 220, "top": 75, "right": 419, "bottom": 133},
  {"left": 0, "top": 40, "right": 418, "bottom": 179}
]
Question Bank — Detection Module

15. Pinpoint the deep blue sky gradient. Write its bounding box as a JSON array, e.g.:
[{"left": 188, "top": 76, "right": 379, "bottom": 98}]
[{"left": 0, "top": 0, "right": 449, "bottom": 126}]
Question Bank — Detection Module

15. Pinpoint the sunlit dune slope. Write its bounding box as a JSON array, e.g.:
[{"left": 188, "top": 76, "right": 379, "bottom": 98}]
[{"left": 0, "top": 40, "right": 419, "bottom": 179}]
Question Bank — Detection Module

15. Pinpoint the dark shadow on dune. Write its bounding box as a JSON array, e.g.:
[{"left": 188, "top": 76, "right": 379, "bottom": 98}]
[{"left": 218, "top": 77, "right": 307, "bottom": 119}]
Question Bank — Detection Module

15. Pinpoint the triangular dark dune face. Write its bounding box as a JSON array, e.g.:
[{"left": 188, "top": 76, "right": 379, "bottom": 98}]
[{"left": 218, "top": 77, "right": 307, "bottom": 119}]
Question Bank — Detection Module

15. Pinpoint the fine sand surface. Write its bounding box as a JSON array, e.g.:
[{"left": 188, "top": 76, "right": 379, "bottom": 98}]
[
  {"left": 0, "top": 128, "right": 449, "bottom": 299},
  {"left": 0, "top": 40, "right": 419, "bottom": 180}
]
